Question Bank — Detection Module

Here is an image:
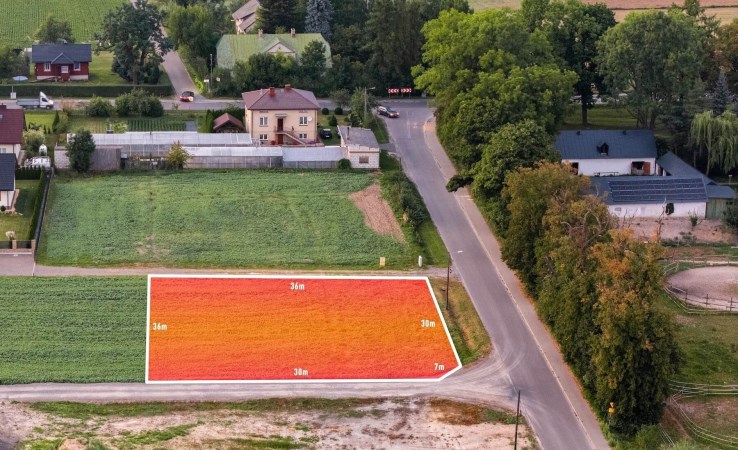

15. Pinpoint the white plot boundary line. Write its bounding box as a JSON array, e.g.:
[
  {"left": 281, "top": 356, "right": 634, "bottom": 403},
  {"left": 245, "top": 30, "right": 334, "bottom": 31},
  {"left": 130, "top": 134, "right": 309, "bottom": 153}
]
[{"left": 146, "top": 274, "right": 462, "bottom": 384}]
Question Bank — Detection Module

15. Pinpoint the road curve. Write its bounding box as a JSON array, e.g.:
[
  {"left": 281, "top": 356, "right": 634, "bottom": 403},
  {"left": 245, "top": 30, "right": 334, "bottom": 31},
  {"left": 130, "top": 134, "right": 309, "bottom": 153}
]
[{"left": 381, "top": 100, "right": 610, "bottom": 450}]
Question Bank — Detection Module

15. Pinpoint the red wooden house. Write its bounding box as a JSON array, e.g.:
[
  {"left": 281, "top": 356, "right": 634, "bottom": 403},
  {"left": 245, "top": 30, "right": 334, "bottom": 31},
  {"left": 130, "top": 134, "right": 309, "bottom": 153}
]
[{"left": 31, "top": 44, "right": 92, "bottom": 81}]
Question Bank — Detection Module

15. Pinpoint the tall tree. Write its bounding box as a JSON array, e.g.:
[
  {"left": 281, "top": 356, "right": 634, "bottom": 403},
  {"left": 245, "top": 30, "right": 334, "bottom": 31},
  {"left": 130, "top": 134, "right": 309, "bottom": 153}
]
[
  {"left": 591, "top": 231, "right": 680, "bottom": 434},
  {"left": 35, "top": 15, "right": 75, "bottom": 43},
  {"left": 521, "top": 0, "right": 550, "bottom": 31},
  {"left": 690, "top": 110, "right": 738, "bottom": 175},
  {"left": 712, "top": 70, "right": 732, "bottom": 115},
  {"left": 0, "top": 46, "right": 27, "bottom": 79},
  {"left": 332, "top": 0, "right": 368, "bottom": 30},
  {"left": 299, "top": 40, "right": 327, "bottom": 92},
  {"left": 715, "top": 19, "right": 738, "bottom": 90},
  {"left": 234, "top": 53, "right": 297, "bottom": 90},
  {"left": 501, "top": 162, "right": 586, "bottom": 291},
  {"left": 543, "top": 0, "right": 616, "bottom": 125},
  {"left": 597, "top": 11, "right": 705, "bottom": 129},
  {"left": 659, "top": 77, "right": 708, "bottom": 160},
  {"left": 67, "top": 130, "right": 96, "bottom": 173},
  {"left": 257, "top": 0, "right": 299, "bottom": 33},
  {"left": 305, "top": 0, "right": 333, "bottom": 40},
  {"left": 414, "top": 9, "right": 575, "bottom": 168},
  {"left": 96, "top": 0, "right": 171, "bottom": 85},
  {"left": 168, "top": 5, "right": 218, "bottom": 60}
]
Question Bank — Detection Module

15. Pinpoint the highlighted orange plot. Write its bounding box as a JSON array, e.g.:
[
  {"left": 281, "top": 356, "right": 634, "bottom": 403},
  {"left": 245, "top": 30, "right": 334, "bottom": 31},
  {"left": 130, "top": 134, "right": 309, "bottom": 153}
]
[{"left": 146, "top": 276, "right": 461, "bottom": 382}]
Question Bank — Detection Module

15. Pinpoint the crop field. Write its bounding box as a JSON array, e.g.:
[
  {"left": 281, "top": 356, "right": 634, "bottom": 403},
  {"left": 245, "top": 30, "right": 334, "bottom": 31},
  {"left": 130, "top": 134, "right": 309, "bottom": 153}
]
[
  {"left": 0, "top": 0, "right": 127, "bottom": 48},
  {"left": 470, "top": 0, "right": 738, "bottom": 23},
  {"left": 40, "top": 171, "right": 412, "bottom": 268},
  {"left": 0, "top": 277, "right": 145, "bottom": 384},
  {"left": 147, "top": 276, "right": 461, "bottom": 382}
]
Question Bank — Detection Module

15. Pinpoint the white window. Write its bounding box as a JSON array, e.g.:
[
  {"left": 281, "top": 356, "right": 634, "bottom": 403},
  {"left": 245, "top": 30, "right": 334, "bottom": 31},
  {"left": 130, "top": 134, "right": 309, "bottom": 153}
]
[
  {"left": 298, "top": 133, "right": 308, "bottom": 139},
  {"left": 61, "top": 65, "right": 69, "bottom": 74},
  {"left": 73, "top": 62, "right": 81, "bottom": 71},
  {"left": 259, "top": 134, "right": 268, "bottom": 142},
  {"left": 359, "top": 156, "right": 369, "bottom": 164},
  {"left": 43, "top": 63, "right": 51, "bottom": 72},
  {"left": 299, "top": 116, "right": 308, "bottom": 125},
  {"left": 259, "top": 116, "right": 268, "bottom": 126}
]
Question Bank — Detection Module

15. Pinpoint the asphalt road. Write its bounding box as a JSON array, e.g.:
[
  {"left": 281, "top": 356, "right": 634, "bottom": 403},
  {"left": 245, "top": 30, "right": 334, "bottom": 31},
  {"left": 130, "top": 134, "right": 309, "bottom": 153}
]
[{"left": 380, "top": 100, "right": 610, "bottom": 450}]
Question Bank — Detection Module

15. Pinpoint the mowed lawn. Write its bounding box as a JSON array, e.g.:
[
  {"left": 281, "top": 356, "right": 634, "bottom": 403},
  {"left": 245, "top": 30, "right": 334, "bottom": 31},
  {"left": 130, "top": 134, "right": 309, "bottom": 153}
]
[
  {"left": 0, "top": 0, "right": 127, "bottom": 48},
  {"left": 40, "top": 171, "right": 411, "bottom": 268},
  {"left": 0, "top": 277, "right": 146, "bottom": 384}
]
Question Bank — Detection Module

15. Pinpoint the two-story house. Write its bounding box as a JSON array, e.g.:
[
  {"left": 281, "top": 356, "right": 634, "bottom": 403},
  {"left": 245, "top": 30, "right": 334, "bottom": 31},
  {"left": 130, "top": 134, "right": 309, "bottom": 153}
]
[
  {"left": 242, "top": 85, "right": 320, "bottom": 145},
  {"left": 31, "top": 43, "right": 92, "bottom": 81},
  {"left": 555, "top": 129, "right": 657, "bottom": 176},
  {"left": 0, "top": 105, "right": 25, "bottom": 159}
]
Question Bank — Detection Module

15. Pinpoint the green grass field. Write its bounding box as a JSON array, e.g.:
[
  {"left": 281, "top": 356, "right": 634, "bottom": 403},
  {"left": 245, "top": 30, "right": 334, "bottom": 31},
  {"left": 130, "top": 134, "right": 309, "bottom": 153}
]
[
  {"left": 0, "top": 180, "right": 41, "bottom": 240},
  {"left": 0, "top": 0, "right": 127, "bottom": 48},
  {"left": 0, "top": 277, "right": 145, "bottom": 384},
  {"left": 40, "top": 171, "right": 415, "bottom": 268},
  {"left": 0, "top": 277, "right": 479, "bottom": 384},
  {"left": 658, "top": 292, "right": 738, "bottom": 384}
]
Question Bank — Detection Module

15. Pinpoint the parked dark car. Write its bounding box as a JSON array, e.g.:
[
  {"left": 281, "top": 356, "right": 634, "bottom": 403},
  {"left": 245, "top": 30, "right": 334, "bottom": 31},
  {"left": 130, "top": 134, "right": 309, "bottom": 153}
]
[
  {"left": 179, "top": 91, "right": 195, "bottom": 102},
  {"left": 378, "top": 106, "right": 399, "bottom": 118},
  {"left": 319, "top": 128, "right": 333, "bottom": 139}
]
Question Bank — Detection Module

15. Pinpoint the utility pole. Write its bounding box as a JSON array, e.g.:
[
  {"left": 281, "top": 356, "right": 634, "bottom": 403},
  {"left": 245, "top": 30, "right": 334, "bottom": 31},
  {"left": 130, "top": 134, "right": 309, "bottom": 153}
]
[
  {"left": 445, "top": 251, "right": 450, "bottom": 310},
  {"left": 514, "top": 390, "right": 521, "bottom": 450},
  {"left": 209, "top": 53, "right": 213, "bottom": 95}
]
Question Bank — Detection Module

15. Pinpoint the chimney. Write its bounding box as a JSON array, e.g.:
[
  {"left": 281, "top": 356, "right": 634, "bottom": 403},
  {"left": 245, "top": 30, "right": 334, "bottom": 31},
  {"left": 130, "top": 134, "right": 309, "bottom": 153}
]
[
  {"left": 269, "top": 87, "right": 275, "bottom": 97},
  {"left": 258, "top": 29, "right": 263, "bottom": 39},
  {"left": 290, "top": 28, "right": 296, "bottom": 38},
  {"left": 285, "top": 84, "right": 291, "bottom": 92}
]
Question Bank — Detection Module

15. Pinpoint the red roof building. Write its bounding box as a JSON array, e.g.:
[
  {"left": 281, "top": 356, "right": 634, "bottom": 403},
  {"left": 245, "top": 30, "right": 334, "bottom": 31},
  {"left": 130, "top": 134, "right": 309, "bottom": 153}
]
[{"left": 0, "top": 105, "right": 26, "bottom": 158}]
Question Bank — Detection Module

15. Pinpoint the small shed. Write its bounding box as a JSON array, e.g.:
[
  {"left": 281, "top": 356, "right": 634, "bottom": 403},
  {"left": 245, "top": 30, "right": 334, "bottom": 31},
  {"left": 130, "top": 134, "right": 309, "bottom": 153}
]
[
  {"left": 213, "top": 113, "right": 245, "bottom": 133},
  {"left": 337, "top": 125, "right": 380, "bottom": 169}
]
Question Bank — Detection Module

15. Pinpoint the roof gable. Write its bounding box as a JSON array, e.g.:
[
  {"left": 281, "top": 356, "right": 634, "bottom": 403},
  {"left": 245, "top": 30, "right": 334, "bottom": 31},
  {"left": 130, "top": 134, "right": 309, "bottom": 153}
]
[
  {"left": 657, "top": 151, "right": 737, "bottom": 200},
  {"left": 232, "top": 0, "right": 260, "bottom": 20},
  {"left": 242, "top": 87, "right": 320, "bottom": 110},
  {"left": 213, "top": 113, "right": 245, "bottom": 131},
  {"left": 0, "top": 153, "right": 16, "bottom": 191},
  {"left": 556, "top": 130, "right": 657, "bottom": 160},
  {"left": 0, "top": 106, "right": 25, "bottom": 145},
  {"left": 31, "top": 44, "right": 92, "bottom": 63}
]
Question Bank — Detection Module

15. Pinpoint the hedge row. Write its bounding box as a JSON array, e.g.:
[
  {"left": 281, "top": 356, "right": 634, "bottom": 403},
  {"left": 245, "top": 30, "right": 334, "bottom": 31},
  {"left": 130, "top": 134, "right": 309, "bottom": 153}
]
[
  {"left": 27, "top": 171, "right": 47, "bottom": 240},
  {"left": 0, "top": 84, "right": 172, "bottom": 98},
  {"left": 15, "top": 167, "right": 46, "bottom": 180}
]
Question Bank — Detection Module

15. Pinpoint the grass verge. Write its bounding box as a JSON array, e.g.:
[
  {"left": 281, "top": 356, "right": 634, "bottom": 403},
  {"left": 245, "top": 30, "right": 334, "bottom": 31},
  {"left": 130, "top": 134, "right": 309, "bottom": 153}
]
[
  {"left": 430, "top": 278, "right": 491, "bottom": 365},
  {"left": 31, "top": 398, "right": 378, "bottom": 420}
]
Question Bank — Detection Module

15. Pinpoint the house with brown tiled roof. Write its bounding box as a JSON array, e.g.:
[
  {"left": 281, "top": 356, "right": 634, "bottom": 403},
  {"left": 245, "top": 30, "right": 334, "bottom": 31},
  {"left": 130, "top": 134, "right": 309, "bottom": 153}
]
[
  {"left": 0, "top": 105, "right": 25, "bottom": 159},
  {"left": 232, "top": 0, "right": 260, "bottom": 34},
  {"left": 212, "top": 113, "right": 245, "bottom": 133},
  {"left": 242, "top": 85, "right": 320, "bottom": 145}
]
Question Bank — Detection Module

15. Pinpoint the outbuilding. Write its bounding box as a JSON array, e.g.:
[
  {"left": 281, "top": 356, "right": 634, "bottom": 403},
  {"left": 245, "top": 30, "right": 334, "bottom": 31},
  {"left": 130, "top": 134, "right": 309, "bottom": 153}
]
[{"left": 31, "top": 43, "right": 92, "bottom": 81}]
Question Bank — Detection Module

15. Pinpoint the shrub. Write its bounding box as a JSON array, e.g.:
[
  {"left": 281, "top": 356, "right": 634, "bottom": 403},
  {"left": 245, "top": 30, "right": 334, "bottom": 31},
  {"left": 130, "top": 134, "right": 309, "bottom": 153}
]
[
  {"left": 115, "top": 93, "right": 134, "bottom": 116},
  {"left": 142, "top": 96, "right": 164, "bottom": 117},
  {"left": 67, "top": 129, "right": 96, "bottom": 173},
  {"left": 54, "top": 112, "right": 69, "bottom": 134},
  {"left": 165, "top": 142, "right": 190, "bottom": 169},
  {"left": 334, "top": 107, "right": 343, "bottom": 115},
  {"left": 23, "top": 130, "right": 45, "bottom": 156},
  {"left": 86, "top": 97, "right": 112, "bottom": 117},
  {"left": 0, "top": 206, "right": 6, "bottom": 212},
  {"left": 337, "top": 159, "right": 352, "bottom": 170},
  {"left": 723, "top": 202, "right": 738, "bottom": 229},
  {"left": 85, "top": 96, "right": 114, "bottom": 117},
  {"left": 321, "top": 107, "right": 330, "bottom": 115},
  {"left": 328, "top": 115, "right": 338, "bottom": 126},
  {"left": 381, "top": 170, "right": 430, "bottom": 231}
]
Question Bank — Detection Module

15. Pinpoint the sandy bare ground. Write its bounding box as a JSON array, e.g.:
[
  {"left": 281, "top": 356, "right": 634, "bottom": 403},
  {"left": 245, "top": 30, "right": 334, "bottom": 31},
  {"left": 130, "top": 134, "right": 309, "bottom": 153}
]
[
  {"left": 2, "top": 399, "right": 534, "bottom": 450},
  {"left": 621, "top": 217, "right": 738, "bottom": 245},
  {"left": 349, "top": 183, "right": 406, "bottom": 243},
  {"left": 667, "top": 266, "right": 738, "bottom": 311}
]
